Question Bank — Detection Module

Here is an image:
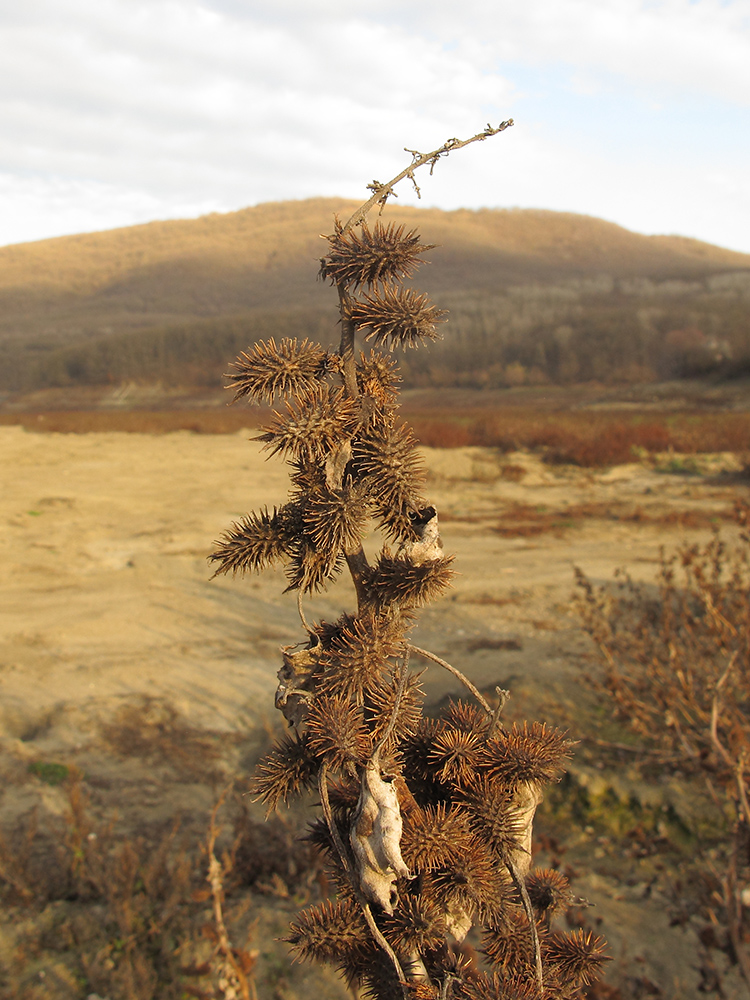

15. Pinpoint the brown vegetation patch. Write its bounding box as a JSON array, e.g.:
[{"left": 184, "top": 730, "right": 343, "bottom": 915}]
[
  {"left": 100, "top": 697, "right": 225, "bottom": 781},
  {"left": 0, "top": 408, "right": 265, "bottom": 434},
  {"left": 442, "top": 501, "right": 733, "bottom": 538},
  {"left": 0, "top": 769, "right": 320, "bottom": 1000},
  {"left": 465, "top": 637, "right": 522, "bottom": 652},
  {"left": 411, "top": 408, "right": 750, "bottom": 467},
  {"left": 2, "top": 402, "right": 749, "bottom": 476}
]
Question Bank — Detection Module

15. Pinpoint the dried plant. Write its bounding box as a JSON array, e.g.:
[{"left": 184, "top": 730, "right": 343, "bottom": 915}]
[
  {"left": 213, "top": 125, "right": 608, "bottom": 999},
  {"left": 574, "top": 505, "right": 750, "bottom": 993}
]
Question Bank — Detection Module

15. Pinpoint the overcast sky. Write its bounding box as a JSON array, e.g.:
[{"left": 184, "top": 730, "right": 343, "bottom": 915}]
[{"left": 1, "top": 0, "right": 749, "bottom": 253}]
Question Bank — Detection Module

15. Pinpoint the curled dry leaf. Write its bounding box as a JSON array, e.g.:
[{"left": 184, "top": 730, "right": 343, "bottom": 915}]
[
  {"left": 275, "top": 639, "right": 321, "bottom": 727},
  {"left": 350, "top": 757, "right": 411, "bottom": 914},
  {"left": 403, "top": 508, "right": 443, "bottom": 564},
  {"left": 507, "top": 781, "right": 543, "bottom": 876},
  {"left": 445, "top": 902, "right": 473, "bottom": 944}
]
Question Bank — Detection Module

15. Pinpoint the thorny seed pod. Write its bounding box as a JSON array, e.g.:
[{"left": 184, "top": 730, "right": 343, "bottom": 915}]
[
  {"left": 354, "top": 416, "right": 428, "bottom": 542},
  {"left": 253, "top": 731, "right": 319, "bottom": 815},
  {"left": 350, "top": 757, "right": 412, "bottom": 914},
  {"left": 306, "top": 694, "right": 370, "bottom": 771},
  {"left": 480, "top": 722, "right": 575, "bottom": 789},
  {"left": 456, "top": 777, "right": 524, "bottom": 863},
  {"left": 316, "top": 611, "right": 404, "bottom": 704},
  {"left": 543, "top": 929, "right": 610, "bottom": 986},
  {"left": 320, "top": 220, "right": 435, "bottom": 289},
  {"left": 284, "top": 535, "right": 344, "bottom": 594},
  {"left": 349, "top": 286, "right": 447, "bottom": 351},
  {"left": 256, "top": 385, "right": 359, "bottom": 462},
  {"left": 482, "top": 910, "right": 537, "bottom": 977},
  {"left": 287, "top": 897, "right": 370, "bottom": 964},
  {"left": 524, "top": 869, "right": 572, "bottom": 919},
  {"left": 226, "top": 337, "right": 330, "bottom": 403},
  {"left": 365, "top": 550, "right": 455, "bottom": 609},
  {"left": 356, "top": 349, "right": 401, "bottom": 407},
  {"left": 209, "top": 506, "right": 292, "bottom": 577},
  {"left": 400, "top": 803, "right": 474, "bottom": 871},
  {"left": 302, "top": 481, "right": 369, "bottom": 554}
]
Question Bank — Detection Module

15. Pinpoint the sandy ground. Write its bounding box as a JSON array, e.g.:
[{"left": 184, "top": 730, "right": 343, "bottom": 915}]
[{"left": 1, "top": 426, "right": 748, "bottom": 997}]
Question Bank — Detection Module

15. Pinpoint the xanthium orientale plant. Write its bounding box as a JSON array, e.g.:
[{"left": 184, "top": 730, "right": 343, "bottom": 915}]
[{"left": 211, "top": 125, "right": 609, "bottom": 999}]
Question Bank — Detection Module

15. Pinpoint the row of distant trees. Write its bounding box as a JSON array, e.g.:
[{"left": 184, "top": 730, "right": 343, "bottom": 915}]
[
  {"left": 2, "top": 273, "right": 749, "bottom": 392},
  {"left": 401, "top": 288, "right": 750, "bottom": 387}
]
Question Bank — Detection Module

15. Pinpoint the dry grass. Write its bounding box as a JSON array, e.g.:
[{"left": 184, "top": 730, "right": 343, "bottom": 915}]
[
  {"left": 0, "top": 763, "right": 322, "bottom": 1000},
  {"left": 100, "top": 697, "right": 225, "bottom": 782}
]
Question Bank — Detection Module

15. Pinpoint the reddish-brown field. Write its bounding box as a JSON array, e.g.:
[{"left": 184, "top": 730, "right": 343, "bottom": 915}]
[{"left": 3, "top": 403, "right": 747, "bottom": 470}]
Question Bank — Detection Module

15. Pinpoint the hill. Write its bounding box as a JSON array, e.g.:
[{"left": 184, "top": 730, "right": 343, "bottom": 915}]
[{"left": 2, "top": 199, "right": 750, "bottom": 394}]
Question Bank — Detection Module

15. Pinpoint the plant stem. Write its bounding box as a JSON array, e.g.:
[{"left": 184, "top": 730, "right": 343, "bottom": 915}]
[
  {"left": 508, "top": 858, "right": 543, "bottom": 996},
  {"left": 408, "top": 644, "right": 493, "bottom": 715},
  {"left": 341, "top": 122, "right": 514, "bottom": 234}
]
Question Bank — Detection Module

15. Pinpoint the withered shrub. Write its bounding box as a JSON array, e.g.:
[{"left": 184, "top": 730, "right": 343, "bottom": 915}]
[
  {"left": 211, "top": 128, "right": 609, "bottom": 998},
  {"left": 0, "top": 771, "right": 311, "bottom": 1000},
  {"left": 575, "top": 504, "right": 750, "bottom": 993}
]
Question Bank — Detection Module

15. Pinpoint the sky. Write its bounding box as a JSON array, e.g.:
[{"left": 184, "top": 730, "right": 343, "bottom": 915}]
[{"left": 1, "top": 0, "right": 749, "bottom": 253}]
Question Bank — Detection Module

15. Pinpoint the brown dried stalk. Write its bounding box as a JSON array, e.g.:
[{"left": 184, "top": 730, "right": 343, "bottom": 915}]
[
  {"left": 409, "top": 643, "right": 493, "bottom": 714},
  {"left": 217, "top": 124, "right": 604, "bottom": 1000},
  {"left": 206, "top": 794, "right": 256, "bottom": 1000},
  {"left": 342, "top": 122, "right": 514, "bottom": 234}
]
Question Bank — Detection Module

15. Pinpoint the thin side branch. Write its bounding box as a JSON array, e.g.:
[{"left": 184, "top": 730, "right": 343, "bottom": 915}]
[
  {"left": 408, "top": 644, "right": 493, "bottom": 715},
  {"left": 488, "top": 686, "right": 511, "bottom": 739},
  {"left": 342, "top": 122, "right": 514, "bottom": 234},
  {"left": 297, "top": 589, "right": 310, "bottom": 634},
  {"left": 318, "top": 761, "right": 353, "bottom": 879},
  {"left": 362, "top": 903, "right": 409, "bottom": 999},
  {"left": 710, "top": 652, "right": 738, "bottom": 770},
  {"left": 207, "top": 792, "right": 255, "bottom": 1000},
  {"left": 508, "top": 858, "right": 544, "bottom": 996},
  {"left": 374, "top": 646, "right": 410, "bottom": 759}
]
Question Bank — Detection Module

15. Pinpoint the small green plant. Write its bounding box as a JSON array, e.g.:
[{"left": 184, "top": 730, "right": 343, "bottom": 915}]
[
  {"left": 28, "top": 760, "right": 69, "bottom": 786},
  {"left": 654, "top": 454, "right": 702, "bottom": 476},
  {"left": 211, "top": 127, "right": 609, "bottom": 999}
]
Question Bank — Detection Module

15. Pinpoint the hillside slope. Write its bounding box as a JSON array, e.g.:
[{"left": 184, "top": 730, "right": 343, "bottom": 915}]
[
  {"left": 2, "top": 199, "right": 749, "bottom": 393},
  {"left": 3, "top": 198, "right": 750, "bottom": 343}
]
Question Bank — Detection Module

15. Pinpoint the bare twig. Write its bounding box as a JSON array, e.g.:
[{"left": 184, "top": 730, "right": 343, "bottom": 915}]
[
  {"left": 408, "top": 644, "right": 493, "bottom": 715},
  {"left": 736, "top": 753, "right": 750, "bottom": 827},
  {"left": 207, "top": 792, "right": 255, "bottom": 1000},
  {"left": 374, "top": 646, "right": 410, "bottom": 760},
  {"left": 296, "top": 589, "right": 310, "bottom": 633},
  {"left": 488, "top": 686, "right": 511, "bottom": 739},
  {"left": 362, "top": 903, "right": 409, "bottom": 999},
  {"left": 507, "top": 858, "right": 543, "bottom": 995},
  {"left": 342, "top": 122, "right": 514, "bottom": 233},
  {"left": 318, "top": 761, "right": 353, "bottom": 879},
  {"left": 710, "top": 652, "right": 738, "bottom": 770}
]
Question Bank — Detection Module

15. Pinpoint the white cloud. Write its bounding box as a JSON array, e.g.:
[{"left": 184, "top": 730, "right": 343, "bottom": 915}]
[{"left": 0, "top": 0, "right": 748, "bottom": 251}]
